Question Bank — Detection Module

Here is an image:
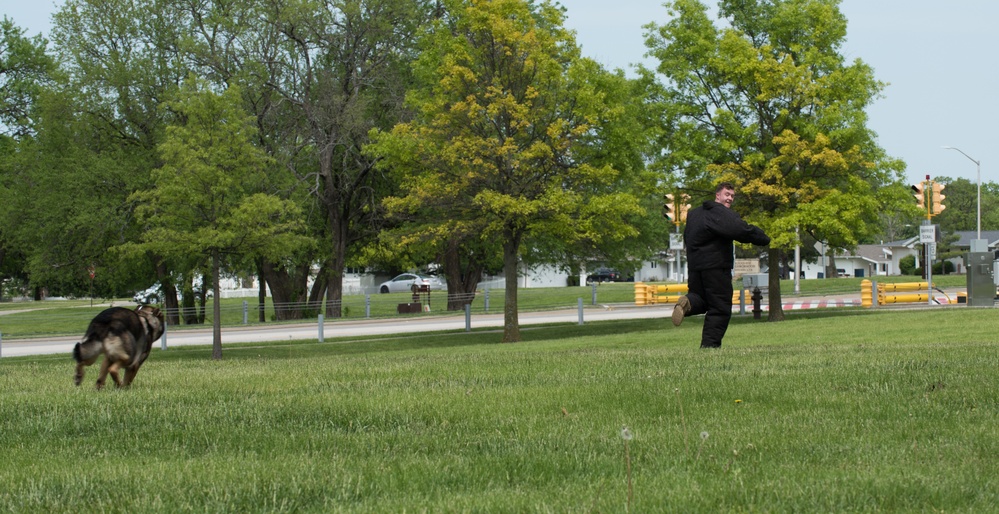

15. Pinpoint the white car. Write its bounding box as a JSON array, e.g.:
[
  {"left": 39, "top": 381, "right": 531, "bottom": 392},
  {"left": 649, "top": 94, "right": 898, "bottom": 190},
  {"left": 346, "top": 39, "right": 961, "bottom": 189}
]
[{"left": 378, "top": 273, "right": 446, "bottom": 294}]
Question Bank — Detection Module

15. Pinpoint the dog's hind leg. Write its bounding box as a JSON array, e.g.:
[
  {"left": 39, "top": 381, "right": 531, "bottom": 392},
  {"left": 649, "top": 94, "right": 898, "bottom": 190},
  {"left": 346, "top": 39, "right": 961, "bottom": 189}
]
[
  {"left": 107, "top": 361, "right": 124, "bottom": 388},
  {"left": 72, "top": 341, "right": 101, "bottom": 386},
  {"left": 95, "top": 358, "right": 112, "bottom": 390},
  {"left": 122, "top": 365, "right": 139, "bottom": 387}
]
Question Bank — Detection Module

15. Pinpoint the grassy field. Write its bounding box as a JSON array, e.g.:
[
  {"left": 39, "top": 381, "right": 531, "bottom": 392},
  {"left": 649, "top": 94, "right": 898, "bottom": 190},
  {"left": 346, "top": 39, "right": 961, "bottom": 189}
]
[
  {"left": 0, "top": 275, "right": 972, "bottom": 339},
  {"left": 1, "top": 307, "right": 997, "bottom": 512}
]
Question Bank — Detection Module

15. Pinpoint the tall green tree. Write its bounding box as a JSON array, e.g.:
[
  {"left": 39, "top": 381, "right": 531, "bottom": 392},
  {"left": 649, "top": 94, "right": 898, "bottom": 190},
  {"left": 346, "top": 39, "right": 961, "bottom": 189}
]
[
  {"left": 129, "top": 80, "right": 307, "bottom": 359},
  {"left": 369, "top": 0, "right": 646, "bottom": 342},
  {"left": 254, "top": 0, "right": 430, "bottom": 318},
  {"left": 38, "top": 0, "right": 193, "bottom": 310},
  {"left": 0, "top": 18, "right": 54, "bottom": 298},
  {"left": 643, "top": 0, "right": 905, "bottom": 320}
]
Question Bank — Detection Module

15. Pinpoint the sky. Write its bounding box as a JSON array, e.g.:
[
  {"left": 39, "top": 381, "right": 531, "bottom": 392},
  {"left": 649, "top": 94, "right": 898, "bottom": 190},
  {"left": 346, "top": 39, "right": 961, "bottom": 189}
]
[{"left": 4, "top": 0, "right": 997, "bottom": 187}]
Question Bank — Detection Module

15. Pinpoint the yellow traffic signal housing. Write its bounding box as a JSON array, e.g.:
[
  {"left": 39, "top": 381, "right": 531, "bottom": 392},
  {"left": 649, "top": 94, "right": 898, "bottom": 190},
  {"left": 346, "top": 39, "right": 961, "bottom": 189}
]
[
  {"left": 911, "top": 182, "right": 926, "bottom": 211},
  {"left": 676, "top": 195, "right": 690, "bottom": 223},
  {"left": 930, "top": 182, "right": 946, "bottom": 216},
  {"left": 663, "top": 193, "right": 674, "bottom": 221}
]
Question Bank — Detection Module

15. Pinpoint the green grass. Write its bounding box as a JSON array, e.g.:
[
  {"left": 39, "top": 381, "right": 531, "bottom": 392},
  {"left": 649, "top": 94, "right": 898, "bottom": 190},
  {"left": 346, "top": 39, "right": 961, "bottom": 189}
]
[{"left": 1, "top": 308, "right": 997, "bottom": 512}]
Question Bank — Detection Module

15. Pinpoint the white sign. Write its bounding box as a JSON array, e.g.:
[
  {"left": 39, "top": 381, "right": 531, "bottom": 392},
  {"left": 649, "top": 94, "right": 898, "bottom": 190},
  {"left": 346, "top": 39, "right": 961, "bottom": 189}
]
[
  {"left": 669, "top": 233, "right": 684, "bottom": 250},
  {"left": 919, "top": 225, "right": 936, "bottom": 243}
]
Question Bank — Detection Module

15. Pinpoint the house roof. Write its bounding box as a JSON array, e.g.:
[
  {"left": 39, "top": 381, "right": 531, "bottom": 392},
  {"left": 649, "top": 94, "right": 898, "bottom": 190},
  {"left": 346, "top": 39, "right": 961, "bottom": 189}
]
[{"left": 951, "top": 231, "right": 999, "bottom": 248}]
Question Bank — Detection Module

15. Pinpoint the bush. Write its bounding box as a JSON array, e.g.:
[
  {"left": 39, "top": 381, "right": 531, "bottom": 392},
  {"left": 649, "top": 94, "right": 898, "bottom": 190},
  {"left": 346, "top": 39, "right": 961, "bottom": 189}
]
[
  {"left": 899, "top": 255, "right": 917, "bottom": 275},
  {"left": 933, "top": 260, "right": 956, "bottom": 275}
]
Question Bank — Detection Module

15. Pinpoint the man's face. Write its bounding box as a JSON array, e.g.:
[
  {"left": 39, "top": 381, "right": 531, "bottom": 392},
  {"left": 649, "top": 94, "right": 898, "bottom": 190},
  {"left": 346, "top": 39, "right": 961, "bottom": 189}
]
[{"left": 715, "top": 187, "right": 735, "bottom": 208}]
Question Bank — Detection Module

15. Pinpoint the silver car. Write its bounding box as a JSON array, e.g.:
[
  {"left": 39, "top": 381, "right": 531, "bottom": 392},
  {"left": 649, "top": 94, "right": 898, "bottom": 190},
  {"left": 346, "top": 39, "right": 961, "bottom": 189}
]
[{"left": 378, "top": 273, "right": 446, "bottom": 294}]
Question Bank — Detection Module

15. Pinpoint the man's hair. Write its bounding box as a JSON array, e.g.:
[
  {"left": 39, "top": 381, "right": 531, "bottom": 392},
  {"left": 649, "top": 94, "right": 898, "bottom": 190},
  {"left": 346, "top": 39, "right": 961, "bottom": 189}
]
[{"left": 715, "top": 182, "right": 735, "bottom": 193}]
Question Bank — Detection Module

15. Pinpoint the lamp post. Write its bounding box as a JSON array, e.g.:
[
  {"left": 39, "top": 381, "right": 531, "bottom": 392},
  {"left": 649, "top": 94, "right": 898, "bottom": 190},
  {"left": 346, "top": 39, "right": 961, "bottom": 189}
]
[{"left": 942, "top": 146, "right": 981, "bottom": 239}]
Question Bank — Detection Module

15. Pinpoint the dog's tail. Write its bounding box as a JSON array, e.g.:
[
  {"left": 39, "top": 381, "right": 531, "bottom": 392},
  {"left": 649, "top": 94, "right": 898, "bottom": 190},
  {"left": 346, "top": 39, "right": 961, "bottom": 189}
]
[{"left": 73, "top": 336, "right": 103, "bottom": 365}]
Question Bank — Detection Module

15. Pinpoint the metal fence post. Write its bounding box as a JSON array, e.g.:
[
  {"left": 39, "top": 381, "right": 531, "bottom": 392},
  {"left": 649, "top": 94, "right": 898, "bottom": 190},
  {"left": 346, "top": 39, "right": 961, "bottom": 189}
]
[
  {"left": 465, "top": 304, "right": 471, "bottom": 332},
  {"left": 578, "top": 297, "right": 584, "bottom": 325},
  {"left": 365, "top": 294, "right": 371, "bottom": 318},
  {"left": 318, "top": 314, "right": 324, "bottom": 343}
]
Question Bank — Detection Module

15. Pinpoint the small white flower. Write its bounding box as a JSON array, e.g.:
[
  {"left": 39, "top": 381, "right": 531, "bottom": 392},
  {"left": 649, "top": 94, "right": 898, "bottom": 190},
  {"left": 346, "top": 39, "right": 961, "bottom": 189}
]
[
  {"left": 620, "top": 426, "right": 633, "bottom": 441},
  {"left": 700, "top": 431, "right": 709, "bottom": 441}
]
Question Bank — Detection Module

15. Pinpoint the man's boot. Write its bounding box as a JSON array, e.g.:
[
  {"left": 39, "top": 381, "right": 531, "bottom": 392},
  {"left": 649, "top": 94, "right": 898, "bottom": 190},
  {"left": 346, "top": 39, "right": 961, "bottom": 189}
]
[{"left": 672, "top": 296, "right": 691, "bottom": 327}]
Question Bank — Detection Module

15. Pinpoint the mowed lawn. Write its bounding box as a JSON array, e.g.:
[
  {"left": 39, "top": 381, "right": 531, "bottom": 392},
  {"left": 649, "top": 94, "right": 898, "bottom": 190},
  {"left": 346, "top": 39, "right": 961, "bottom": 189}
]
[{"left": 1, "top": 307, "right": 997, "bottom": 513}]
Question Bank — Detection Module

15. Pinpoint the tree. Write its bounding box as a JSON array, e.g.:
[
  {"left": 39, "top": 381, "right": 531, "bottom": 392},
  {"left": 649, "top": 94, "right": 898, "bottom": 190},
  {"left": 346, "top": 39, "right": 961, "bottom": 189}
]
[
  {"left": 643, "top": 0, "right": 905, "bottom": 321},
  {"left": 128, "top": 80, "right": 307, "bottom": 359},
  {"left": 254, "top": 0, "right": 430, "bottom": 318},
  {"left": 0, "top": 17, "right": 52, "bottom": 136},
  {"left": 369, "top": 0, "right": 646, "bottom": 342},
  {"left": 0, "top": 18, "right": 53, "bottom": 299}
]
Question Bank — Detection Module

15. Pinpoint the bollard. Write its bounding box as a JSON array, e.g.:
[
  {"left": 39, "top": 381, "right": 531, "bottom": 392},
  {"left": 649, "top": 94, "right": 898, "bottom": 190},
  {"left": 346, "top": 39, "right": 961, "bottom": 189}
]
[
  {"left": 591, "top": 282, "right": 598, "bottom": 305},
  {"left": 0, "top": 329, "right": 3, "bottom": 358},
  {"left": 243, "top": 300, "right": 249, "bottom": 324},
  {"left": 318, "top": 314, "right": 324, "bottom": 343},
  {"left": 861, "top": 280, "right": 873, "bottom": 308},
  {"left": 578, "top": 298, "right": 584, "bottom": 325},
  {"left": 484, "top": 288, "right": 490, "bottom": 313},
  {"left": 365, "top": 295, "right": 371, "bottom": 318},
  {"left": 465, "top": 304, "right": 471, "bottom": 332},
  {"left": 161, "top": 322, "right": 168, "bottom": 350},
  {"left": 634, "top": 282, "right": 646, "bottom": 305},
  {"left": 751, "top": 287, "right": 763, "bottom": 319}
]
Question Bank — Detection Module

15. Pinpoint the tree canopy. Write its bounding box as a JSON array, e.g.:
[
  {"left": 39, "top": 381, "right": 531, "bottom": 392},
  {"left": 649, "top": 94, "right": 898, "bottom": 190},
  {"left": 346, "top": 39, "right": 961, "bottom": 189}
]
[
  {"left": 642, "top": 0, "right": 907, "bottom": 319},
  {"left": 368, "top": 0, "right": 651, "bottom": 341}
]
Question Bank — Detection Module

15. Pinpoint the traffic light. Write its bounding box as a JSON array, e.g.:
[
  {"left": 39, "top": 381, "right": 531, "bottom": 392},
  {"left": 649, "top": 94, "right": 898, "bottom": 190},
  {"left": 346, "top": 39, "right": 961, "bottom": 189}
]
[
  {"left": 930, "top": 182, "right": 946, "bottom": 216},
  {"left": 663, "top": 193, "right": 674, "bottom": 221},
  {"left": 676, "top": 195, "right": 690, "bottom": 224},
  {"left": 911, "top": 182, "right": 926, "bottom": 210}
]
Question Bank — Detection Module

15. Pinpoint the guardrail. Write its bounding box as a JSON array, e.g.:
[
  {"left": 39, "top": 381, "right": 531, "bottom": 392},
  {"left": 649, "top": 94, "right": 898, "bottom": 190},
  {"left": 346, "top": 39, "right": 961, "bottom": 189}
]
[
  {"left": 861, "top": 280, "right": 957, "bottom": 307},
  {"left": 633, "top": 283, "right": 743, "bottom": 306}
]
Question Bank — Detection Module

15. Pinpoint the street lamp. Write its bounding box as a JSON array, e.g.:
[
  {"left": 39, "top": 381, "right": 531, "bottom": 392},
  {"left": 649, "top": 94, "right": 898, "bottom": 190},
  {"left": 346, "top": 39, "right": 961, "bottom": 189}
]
[{"left": 942, "top": 146, "right": 981, "bottom": 240}]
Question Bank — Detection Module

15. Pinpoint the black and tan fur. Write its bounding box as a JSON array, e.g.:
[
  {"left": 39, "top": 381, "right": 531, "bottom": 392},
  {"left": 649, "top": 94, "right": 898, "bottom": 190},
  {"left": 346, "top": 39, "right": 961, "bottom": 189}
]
[{"left": 73, "top": 305, "right": 165, "bottom": 389}]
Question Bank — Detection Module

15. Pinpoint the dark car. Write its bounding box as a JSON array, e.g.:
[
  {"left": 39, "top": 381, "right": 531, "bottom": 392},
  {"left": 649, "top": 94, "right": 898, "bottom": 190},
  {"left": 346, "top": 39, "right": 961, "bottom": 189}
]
[{"left": 586, "top": 267, "right": 624, "bottom": 284}]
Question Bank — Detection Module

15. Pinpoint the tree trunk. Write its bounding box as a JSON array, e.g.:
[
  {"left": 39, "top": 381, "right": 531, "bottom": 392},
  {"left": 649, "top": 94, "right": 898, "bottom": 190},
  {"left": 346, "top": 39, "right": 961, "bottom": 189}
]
[
  {"left": 211, "top": 250, "right": 222, "bottom": 360},
  {"left": 325, "top": 215, "right": 348, "bottom": 318},
  {"left": 155, "top": 260, "right": 180, "bottom": 327},
  {"left": 260, "top": 260, "right": 310, "bottom": 320},
  {"left": 767, "top": 251, "right": 785, "bottom": 322},
  {"left": 825, "top": 249, "right": 837, "bottom": 280},
  {"left": 257, "top": 260, "right": 267, "bottom": 322},
  {"left": 443, "top": 237, "right": 483, "bottom": 311},
  {"left": 502, "top": 230, "right": 522, "bottom": 343}
]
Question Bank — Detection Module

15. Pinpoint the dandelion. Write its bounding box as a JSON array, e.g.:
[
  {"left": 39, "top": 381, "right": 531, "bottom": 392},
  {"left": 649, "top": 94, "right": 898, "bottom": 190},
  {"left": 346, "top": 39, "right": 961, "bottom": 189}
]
[
  {"left": 620, "top": 425, "right": 634, "bottom": 512},
  {"left": 735, "top": 399, "right": 742, "bottom": 404},
  {"left": 695, "top": 431, "right": 709, "bottom": 463}
]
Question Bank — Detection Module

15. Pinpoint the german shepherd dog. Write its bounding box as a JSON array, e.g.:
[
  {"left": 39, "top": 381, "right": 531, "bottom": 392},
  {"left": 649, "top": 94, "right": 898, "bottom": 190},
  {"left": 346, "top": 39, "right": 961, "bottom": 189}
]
[{"left": 73, "top": 305, "right": 165, "bottom": 389}]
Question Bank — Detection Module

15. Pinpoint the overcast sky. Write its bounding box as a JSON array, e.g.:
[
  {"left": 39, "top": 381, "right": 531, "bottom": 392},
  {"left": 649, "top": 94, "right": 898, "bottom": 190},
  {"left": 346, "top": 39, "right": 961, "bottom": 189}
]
[{"left": 5, "top": 0, "right": 997, "bottom": 187}]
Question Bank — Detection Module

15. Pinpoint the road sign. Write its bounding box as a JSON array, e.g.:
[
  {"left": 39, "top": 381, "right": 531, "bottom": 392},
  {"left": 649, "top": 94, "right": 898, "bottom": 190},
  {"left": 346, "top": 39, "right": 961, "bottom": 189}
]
[
  {"left": 919, "top": 225, "right": 936, "bottom": 243},
  {"left": 669, "top": 233, "right": 684, "bottom": 250}
]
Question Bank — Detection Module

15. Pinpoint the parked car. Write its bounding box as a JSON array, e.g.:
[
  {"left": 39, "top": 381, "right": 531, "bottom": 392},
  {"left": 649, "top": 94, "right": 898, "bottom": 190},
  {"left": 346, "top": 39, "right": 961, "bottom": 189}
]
[
  {"left": 133, "top": 284, "right": 162, "bottom": 304},
  {"left": 378, "top": 273, "right": 447, "bottom": 294},
  {"left": 586, "top": 268, "right": 624, "bottom": 284}
]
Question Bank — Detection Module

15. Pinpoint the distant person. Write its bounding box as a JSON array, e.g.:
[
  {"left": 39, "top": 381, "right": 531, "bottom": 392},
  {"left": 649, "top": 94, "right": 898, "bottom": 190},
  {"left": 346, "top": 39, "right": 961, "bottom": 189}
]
[{"left": 672, "top": 182, "right": 770, "bottom": 348}]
